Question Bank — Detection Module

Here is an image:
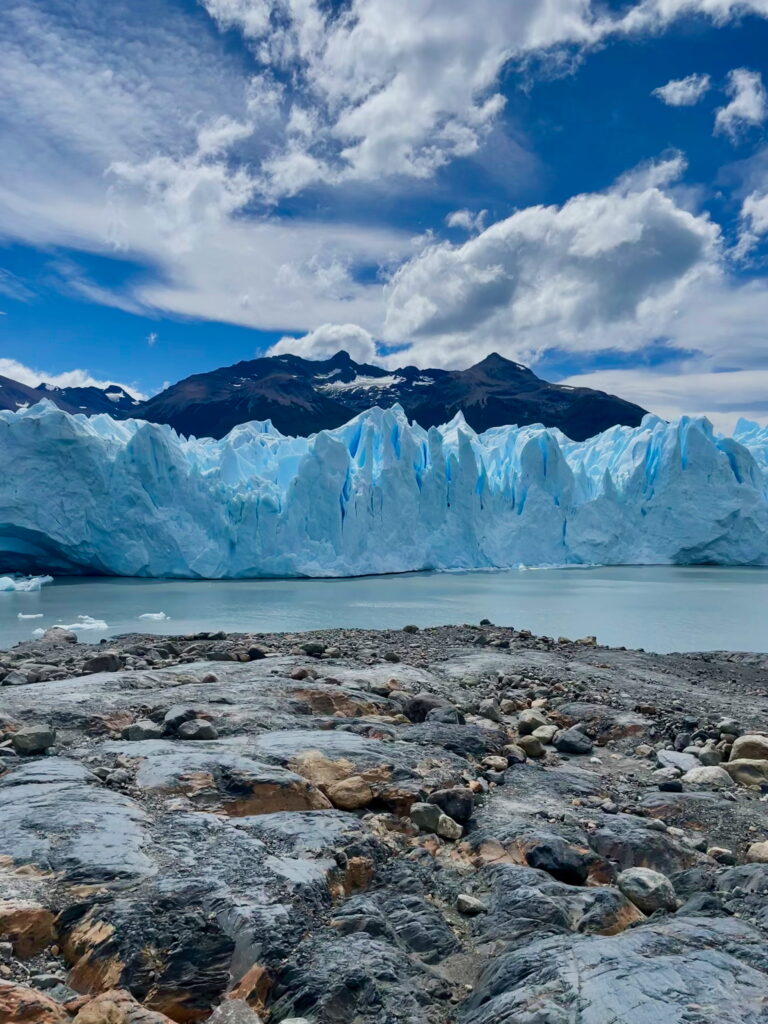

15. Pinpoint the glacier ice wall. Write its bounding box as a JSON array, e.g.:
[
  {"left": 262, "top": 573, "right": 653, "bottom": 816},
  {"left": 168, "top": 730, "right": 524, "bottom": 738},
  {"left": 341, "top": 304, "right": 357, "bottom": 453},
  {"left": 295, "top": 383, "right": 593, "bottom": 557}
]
[{"left": 0, "top": 400, "right": 767, "bottom": 578}]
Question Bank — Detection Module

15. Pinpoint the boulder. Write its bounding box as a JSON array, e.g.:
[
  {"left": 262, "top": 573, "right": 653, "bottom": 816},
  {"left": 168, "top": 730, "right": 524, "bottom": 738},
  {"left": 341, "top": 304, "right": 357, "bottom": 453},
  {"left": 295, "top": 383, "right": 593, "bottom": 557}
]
[
  {"left": 552, "top": 727, "right": 593, "bottom": 755},
  {"left": 72, "top": 989, "right": 176, "bottom": 1022},
  {"left": 517, "top": 708, "right": 549, "bottom": 735},
  {"left": 746, "top": 841, "right": 768, "bottom": 864},
  {"left": 436, "top": 813, "right": 463, "bottom": 840},
  {"left": 456, "top": 894, "right": 488, "bottom": 916},
  {"left": 657, "top": 749, "right": 698, "bottom": 773},
  {"left": 82, "top": 652, "right": 124, "bottom": 674},
  {"left": 428, "top": 786, "right": 474, "bottom": 824},
  {"left": 0, "top": 900, "right": 56, "bottom": 957},
  {"left": 177, "top": 719, "right": 219, "bottom": 741},
  {"left": 682, "top": 765, "right": 735, "bottom": 789},
  {"left": 401, "top": 692, "right": 451, "bottom": 723},
  {"left": 121, "top": 720, "right": 164, "bottom": 741},
  {"left": 617, "top": 867, "right": 677, "bottom": 914},
  {"left": 11, "top": 725, "right": 55, "bottom": 756},
  {"left": 326, "top": 776, "right": 374, "bottom": 810},
  {"left": 730, "top": 734, "right": 768, "bottom": 761},
  {"left": 410, "top": 802, "right": 443, "bottom": 833},
  {"left": 40, "top": 627, "right": 77, "bottom": 643},
  {"left": 516, "top": 735, "right": 544, "bottom": 758},
  {"left": 722, "top": 758, "right": 768, "bottom": 787},
  {"left": 0, "top": 981, "right": 69, "bottom": 1023},
  {"left": 207, "top": 1000, "right": 264, "bottom": 1023}
]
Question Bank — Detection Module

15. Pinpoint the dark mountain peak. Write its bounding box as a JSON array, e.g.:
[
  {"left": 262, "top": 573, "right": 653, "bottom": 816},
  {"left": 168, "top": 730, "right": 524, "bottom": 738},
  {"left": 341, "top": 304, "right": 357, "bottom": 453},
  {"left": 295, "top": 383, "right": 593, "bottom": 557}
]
[
  {"left": 325, "top": 350, "right": 354, "bottom": 368},
  {"left": 471, "top": 352, "right": 536, "bottom": 378},
  {"left": 1, "top": 350, "right": 648, "bottom": 442}
]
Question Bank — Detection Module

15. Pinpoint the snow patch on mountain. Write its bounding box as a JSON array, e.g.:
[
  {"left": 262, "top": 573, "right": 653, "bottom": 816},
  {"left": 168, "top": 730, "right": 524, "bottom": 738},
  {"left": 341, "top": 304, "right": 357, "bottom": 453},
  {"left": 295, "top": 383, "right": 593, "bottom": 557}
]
[{"left": 0, "top": 400, "right": 766, "bottom": 578}]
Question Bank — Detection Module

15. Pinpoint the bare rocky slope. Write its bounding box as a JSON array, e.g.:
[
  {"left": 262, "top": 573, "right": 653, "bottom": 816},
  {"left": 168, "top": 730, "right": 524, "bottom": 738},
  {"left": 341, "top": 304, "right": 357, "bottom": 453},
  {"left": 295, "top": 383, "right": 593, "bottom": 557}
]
[{"left": 1, "top": 623, "right": 768, "bottom": 1023}]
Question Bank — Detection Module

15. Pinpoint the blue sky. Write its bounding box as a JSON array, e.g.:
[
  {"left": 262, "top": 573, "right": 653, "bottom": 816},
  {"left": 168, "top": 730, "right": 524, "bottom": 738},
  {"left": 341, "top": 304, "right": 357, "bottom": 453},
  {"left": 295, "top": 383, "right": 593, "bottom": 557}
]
[{"left": 1, "top": 0, "right": 768, "bottom": 427}]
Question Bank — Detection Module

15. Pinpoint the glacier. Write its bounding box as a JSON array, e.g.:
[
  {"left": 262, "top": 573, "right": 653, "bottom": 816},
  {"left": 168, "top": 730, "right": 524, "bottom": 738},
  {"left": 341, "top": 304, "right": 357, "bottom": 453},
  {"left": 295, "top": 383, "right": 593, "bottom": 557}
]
[{"left": 0, "top": 400, "right": 767, "bottom": 578}]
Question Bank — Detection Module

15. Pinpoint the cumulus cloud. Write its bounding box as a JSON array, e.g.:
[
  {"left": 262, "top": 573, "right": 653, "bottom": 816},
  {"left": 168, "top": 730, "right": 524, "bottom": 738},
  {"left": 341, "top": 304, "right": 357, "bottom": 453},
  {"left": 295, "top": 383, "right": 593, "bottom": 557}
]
[
  {"left": 268, "top": 323, "right": 378, "bottom": 363},
  {"left": 559, "top": 364, "right": 768, "bottom": 433},
  {"left": 445, "top": 209, "right": 488, "bottom": 234},
  {"left": 383, "top": 171, "right": 719, "bottom": 367},
  {"left": 1, "top": 0, "right": 768, "bottom": 349},
  {"left": 0, "top": 358, "right": 144, "bottom": 398},
  {"left": 653, "top": 73, "right": 711, "bottom": 106},
  {"left": 714, "top": 68, "right": 768, "bottom": 140}
]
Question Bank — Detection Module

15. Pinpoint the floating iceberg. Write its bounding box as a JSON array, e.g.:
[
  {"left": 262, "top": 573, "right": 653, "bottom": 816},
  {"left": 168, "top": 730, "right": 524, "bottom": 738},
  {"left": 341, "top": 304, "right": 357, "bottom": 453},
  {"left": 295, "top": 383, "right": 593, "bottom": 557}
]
[
  {"left": 0, "top": 400, "right": 767, "bottom": 578},
  {"left": 0, "top": 574, "right": 54, "bottom": 591},
  {"left": 139, "top": 612, "right": 170, "bottom": 621},
  {"left": 31, "top": 614, "right": 108, "bottom": 637}
]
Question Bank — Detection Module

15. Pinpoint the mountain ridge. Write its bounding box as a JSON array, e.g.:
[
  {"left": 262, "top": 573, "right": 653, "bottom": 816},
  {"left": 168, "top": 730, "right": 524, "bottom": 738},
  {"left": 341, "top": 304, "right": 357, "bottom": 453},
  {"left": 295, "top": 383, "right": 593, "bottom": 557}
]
[{"left": 0, "top": 351, "right": 647, "bottom": 441}]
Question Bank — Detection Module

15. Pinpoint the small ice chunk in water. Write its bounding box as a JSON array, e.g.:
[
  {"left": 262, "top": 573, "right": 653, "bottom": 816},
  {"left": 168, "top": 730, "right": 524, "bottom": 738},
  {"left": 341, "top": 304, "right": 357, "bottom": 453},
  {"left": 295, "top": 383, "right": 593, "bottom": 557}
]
[
  {"left": 139, "top": 612, "right": 170, "bottom": 621},
  {"left": 55, "top": 614, "right": 109, "bottom": 631},
  {"left": 18, "top": 612, "right": 44, "bottom": 619}
]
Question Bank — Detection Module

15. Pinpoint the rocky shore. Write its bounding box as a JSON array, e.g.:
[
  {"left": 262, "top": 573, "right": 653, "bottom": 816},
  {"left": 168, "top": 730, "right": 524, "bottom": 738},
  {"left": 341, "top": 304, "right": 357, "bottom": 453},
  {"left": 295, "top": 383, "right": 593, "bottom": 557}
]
[{"left": 1, "top": 622, "right": 768, "bottom": 1022}]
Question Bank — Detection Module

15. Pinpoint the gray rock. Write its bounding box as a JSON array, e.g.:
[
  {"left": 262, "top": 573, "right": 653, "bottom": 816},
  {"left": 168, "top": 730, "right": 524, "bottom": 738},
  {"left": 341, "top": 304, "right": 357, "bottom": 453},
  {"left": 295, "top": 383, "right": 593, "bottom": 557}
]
[
  {"left": 410, "top": 801, "right": 443, "bottom": 833},
  {"left": 11, "top": 725, "right": 55, "bottom": 755},
  {"left": 456, "top": 894, "right": 488, "bottom": 916},
  {"left": 682, "top": 765, "right": 735, "bottom": 788},
  {"left": 516, "top": 735, "right": 544, "bottom": 758},
  {"left": 207, "top": 1000, "right": 264, "bottom": 1022},
  {"left": 40, "top": 627, "right": 77, "bottom": 643},
  {"left": 552, "top": 726, "right": 593, "bottom": 755},
  {"left": 122, "top": 719, "right": 164, "bottom": 741},
  {"left": 428, "top": 786, "right": 474, "bottom": 824},
  {"left": 0, "top": 758, "right": 153, "bottom": 882},
  {"left": 657, "top": 749, "right": 699, "bottom": 773},
  {"left": 2, "top": 670, "right": 32, "bottom": 686},
  {"left": 731, "top": 734, "right": 768, "bottom": 761},
  {"left": 461, "top": 916, "right": 768, "bottom": 1024},
  {"left": 163, "top": 704, "right": 201, "bottom": 734},
  {"left": 177, "top": 719, "right": 219, "bottom": 740},
  {"left": 436, "top": 812, "right": 463, "bottom": 840},
  {"left": 478, "top": 698, "right": 502, "bottom": 722},
  {"left": 617, "top": 866, "right": 677, "bottom": 914},
  {"left": 532, "top": 724, "right": 558, "bottom": 744},
  {"left": 517, "top": 708, "right": 549, "bottom": 735},
  {"left": 82, "top": 651, "right": 124, "bottom": 673}
]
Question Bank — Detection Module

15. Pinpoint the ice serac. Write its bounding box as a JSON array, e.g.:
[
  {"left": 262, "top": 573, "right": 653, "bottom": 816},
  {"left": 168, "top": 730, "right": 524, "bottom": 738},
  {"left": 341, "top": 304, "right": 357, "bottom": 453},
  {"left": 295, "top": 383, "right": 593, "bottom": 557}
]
[{"left": 0, "top": 401, "right": 767, "bottom": 577}]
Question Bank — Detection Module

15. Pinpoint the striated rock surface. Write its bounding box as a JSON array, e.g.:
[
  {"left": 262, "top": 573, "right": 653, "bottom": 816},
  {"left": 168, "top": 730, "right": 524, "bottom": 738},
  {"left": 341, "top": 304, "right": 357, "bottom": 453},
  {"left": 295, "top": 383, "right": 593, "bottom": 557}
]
[{"left": 1, "top": 624, "right": 768, "bottom": 1022}]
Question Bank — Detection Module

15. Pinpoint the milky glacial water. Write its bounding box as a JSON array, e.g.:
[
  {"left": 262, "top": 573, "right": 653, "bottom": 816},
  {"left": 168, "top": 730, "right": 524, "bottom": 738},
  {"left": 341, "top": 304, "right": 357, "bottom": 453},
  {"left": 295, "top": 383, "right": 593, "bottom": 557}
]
[{"left": 1, "top": 566, "right": 767, "bottom": 654}]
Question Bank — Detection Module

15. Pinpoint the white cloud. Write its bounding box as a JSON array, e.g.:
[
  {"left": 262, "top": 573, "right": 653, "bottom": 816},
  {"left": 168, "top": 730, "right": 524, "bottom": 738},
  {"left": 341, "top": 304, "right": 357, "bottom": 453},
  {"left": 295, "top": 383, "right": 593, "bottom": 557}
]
[
  {"left": 147, "top": 332, "right": 158, "bottom": 347},
  {"left": 1, "top": 0, "right": 768, "bottom": 348},
  {"left": 559, "top": 364, "right": 768, "bottom": 433},
  {"left": 382, "top": 169, "right": 719, "bottom": 367},
  {"left": 653, "top": 72, "right": 711, "bottom": 106},
  {"left": 714, "top": 68, "right": 768, "bottom": 141},
  {"left": 0, "top": 358, "right": 144, "bottom": 398},
  {"left": 445, "top": 209, "right": 488, "bottom": 234},
  {"left": 268, "top": 323, "right": 378, "bottom": 363}
]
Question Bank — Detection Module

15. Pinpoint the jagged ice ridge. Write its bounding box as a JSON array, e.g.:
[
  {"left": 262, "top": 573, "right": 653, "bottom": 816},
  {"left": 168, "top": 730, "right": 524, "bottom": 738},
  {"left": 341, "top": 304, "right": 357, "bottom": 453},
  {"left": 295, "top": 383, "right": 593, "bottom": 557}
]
[{"left": 1, "top": 400, "right": 767, "bottom": 577}]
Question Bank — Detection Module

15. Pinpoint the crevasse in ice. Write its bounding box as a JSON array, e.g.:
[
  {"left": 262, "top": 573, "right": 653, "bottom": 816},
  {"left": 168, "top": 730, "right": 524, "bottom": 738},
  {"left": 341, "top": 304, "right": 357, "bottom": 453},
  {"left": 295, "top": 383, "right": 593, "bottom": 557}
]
[{"left": 0, "top": 400, "right": 766, "bottom": 578}]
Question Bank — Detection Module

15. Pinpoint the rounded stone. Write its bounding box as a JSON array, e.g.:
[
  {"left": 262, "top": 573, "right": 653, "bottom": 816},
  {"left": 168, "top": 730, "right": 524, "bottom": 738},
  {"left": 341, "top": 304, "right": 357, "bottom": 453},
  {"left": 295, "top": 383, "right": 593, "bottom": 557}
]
[{"left": 617, "top": 867, "right": 677, "bottom": 914}]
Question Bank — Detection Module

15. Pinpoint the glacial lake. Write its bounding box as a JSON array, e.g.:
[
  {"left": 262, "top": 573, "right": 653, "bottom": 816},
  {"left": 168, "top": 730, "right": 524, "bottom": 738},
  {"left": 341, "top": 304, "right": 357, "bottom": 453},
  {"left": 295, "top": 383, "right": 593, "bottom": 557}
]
[{"left": 1, "top": 566, "right": 767, "bottom": 654}]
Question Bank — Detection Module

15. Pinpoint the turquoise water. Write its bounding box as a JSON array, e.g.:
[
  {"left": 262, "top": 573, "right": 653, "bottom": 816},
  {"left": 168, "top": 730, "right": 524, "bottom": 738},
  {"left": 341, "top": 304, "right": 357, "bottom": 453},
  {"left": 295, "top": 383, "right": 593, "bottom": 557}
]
[{"left": 1, "top": 566, "right": 767, "bottom": 653}]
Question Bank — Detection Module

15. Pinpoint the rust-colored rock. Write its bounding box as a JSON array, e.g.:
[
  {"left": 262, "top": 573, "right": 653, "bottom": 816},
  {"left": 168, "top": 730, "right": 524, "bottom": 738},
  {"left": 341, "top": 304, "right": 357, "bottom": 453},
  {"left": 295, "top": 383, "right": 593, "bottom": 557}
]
[
  {"left": 73, "top": 989, "right": 176, "bottom": 1023},
  {"left": 0, "top": 899, "right": 56, "bottom": 957},
  {"left": 62, "top": 918, "right": 125, "bottom": 994},
  {"left": 225, "top": 963, "right": 271, "bottom": 1017},
  {"left": 0, "top": 981, "right": 69, "bottom": 1023},
  {"left": 325, "top": 776, "right": 374, "bottom": 810}
]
